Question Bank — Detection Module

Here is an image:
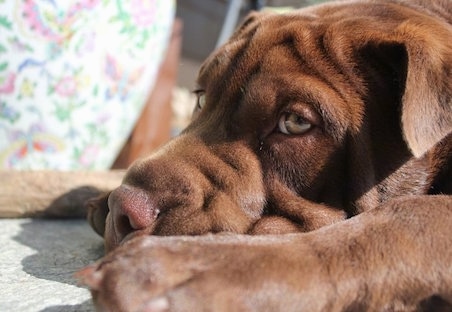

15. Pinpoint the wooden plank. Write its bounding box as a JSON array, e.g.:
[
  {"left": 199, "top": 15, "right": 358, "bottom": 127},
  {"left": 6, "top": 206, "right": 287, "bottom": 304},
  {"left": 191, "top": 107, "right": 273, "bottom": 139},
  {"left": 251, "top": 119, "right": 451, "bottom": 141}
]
[{"left": 0, "top": 170, "right": 125, "bottom": 218}]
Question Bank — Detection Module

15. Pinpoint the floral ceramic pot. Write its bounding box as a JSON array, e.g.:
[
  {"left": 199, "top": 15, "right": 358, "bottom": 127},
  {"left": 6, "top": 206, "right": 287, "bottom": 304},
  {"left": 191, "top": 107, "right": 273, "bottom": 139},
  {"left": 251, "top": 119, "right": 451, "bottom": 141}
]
[{"left": 0, "top": 0, "right": 175, "bottom": 169}]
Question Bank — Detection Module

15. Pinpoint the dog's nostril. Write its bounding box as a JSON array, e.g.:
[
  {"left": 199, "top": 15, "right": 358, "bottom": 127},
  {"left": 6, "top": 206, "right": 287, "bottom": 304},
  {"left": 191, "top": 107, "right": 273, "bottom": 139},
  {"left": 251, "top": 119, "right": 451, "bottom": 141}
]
[
  {"left": 109, "top": 185, "right": 159, "bottom": 238},
  {"left": 116, "top": 215, "right": 134, "bottom": 237}
]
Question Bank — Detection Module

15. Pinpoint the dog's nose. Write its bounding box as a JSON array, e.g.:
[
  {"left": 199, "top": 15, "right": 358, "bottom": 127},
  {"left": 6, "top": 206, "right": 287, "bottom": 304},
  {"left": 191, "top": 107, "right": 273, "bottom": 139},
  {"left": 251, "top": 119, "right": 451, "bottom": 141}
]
[{"left": 107, "top": 185, "right": 158, "bottom": 243}]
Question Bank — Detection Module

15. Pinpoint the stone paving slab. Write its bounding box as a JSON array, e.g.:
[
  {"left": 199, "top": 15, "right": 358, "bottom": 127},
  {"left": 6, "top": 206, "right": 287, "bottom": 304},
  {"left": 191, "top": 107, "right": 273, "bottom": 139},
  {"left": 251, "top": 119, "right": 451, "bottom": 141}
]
[{"left": 0, "top": 219, "right": 104, "bottom": 312}]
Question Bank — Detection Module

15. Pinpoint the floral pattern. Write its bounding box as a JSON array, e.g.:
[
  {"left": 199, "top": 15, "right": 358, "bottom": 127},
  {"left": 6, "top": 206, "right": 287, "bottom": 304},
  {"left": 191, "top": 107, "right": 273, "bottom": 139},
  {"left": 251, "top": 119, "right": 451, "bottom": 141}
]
[{"left": 0, "top": 0, "right": 175, "bottom": 169}]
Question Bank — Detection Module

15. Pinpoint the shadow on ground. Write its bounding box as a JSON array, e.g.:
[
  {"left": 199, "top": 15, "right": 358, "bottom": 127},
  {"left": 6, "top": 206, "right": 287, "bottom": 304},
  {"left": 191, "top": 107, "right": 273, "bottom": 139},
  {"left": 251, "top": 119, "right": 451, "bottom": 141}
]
[
  {"left": 39, "top": 300, "right": 95, "bottom": 312},
  {"left": 13, "top": 219, "right": 104, "bottom": 311}
]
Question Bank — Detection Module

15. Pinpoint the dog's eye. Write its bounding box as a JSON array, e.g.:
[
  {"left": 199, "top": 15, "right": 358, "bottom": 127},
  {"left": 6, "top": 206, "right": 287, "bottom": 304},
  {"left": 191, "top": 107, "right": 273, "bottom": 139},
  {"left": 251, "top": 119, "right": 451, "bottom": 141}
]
[
  {"left": 195, "top": 91, "right": 206, "bottom": 110},
  {"left": 278, "top": 113, "right": 312, "bottom": 135}
]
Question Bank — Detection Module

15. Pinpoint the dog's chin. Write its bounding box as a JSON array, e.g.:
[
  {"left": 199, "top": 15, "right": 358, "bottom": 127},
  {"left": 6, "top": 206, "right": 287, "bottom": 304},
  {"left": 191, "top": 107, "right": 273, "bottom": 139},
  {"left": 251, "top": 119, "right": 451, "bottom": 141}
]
[
  {"left": 104, "top": 229, "right": 147, "bottom": 252},
  {"left": 123, "top": 229, "right": 152, "bottom": 244},
  {"left": 102, "top": 215, "right": 149, "bottom": 251},
  {"left": 103, "top": 216, "right": 303, "bottom": 251},
  {"left": 248, "top": 216, "right": 304, "bottom": 235}
]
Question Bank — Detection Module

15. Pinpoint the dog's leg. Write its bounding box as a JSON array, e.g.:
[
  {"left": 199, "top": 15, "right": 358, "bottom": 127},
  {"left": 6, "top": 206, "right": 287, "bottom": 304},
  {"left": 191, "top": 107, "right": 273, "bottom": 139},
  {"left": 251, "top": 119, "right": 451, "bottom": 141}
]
[{"left": 78, "top": 195, "right": 452, "bottom": 311}]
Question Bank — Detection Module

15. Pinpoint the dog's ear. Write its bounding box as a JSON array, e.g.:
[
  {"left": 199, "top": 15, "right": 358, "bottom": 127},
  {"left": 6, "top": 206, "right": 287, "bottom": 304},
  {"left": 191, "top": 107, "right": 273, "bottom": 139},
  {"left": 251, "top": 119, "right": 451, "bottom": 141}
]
[
  {"left": 397, "top": 32, "right": 452, "bottom": 157},
  {"left": 85, "top": 192, "right": 110, "bottom": 237},
  {"left": 228, "top": 11, "right": 270, "bottom": 42},
  {"left": 345, "top": 14, "right": 452, "bottom": 157}
]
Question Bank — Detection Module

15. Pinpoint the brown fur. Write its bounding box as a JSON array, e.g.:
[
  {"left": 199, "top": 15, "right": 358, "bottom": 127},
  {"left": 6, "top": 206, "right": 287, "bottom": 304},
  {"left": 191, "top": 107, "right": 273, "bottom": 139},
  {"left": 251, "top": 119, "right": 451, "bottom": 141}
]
[{"left": 81, "top": 0, "right": 452, "bottom": 311}]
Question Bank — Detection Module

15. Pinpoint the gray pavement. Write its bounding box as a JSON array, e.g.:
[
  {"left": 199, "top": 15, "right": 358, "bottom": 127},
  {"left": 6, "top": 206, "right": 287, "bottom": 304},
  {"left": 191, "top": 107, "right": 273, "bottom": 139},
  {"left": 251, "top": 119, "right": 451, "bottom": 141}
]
[{"left": 0, "top": 219, "right": 104, "bottom": 311}]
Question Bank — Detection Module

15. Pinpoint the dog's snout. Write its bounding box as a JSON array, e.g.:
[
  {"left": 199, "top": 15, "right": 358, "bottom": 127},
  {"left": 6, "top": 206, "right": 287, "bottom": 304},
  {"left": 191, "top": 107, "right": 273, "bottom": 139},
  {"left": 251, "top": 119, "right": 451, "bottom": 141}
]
[
  {"left": 102, "top": 136, "right": 267, "bottom": 250},
  {"left": 108, "top": 185, "right": 158, "bottom": 243}
]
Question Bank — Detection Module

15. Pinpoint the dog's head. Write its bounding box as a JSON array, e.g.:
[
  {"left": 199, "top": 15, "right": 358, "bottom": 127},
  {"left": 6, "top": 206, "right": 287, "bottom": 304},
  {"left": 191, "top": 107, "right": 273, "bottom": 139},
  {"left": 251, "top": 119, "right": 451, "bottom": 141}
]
[{"left": 88, "top": 0, "right": 452, "bottom": 251}]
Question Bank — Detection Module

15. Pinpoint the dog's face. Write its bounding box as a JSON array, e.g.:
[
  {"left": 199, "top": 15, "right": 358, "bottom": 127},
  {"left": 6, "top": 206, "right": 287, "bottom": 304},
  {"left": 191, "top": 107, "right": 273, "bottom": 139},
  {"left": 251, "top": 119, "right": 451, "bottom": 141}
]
[{"left": 88, "top": 1, "right": 452, "bottom": 251}]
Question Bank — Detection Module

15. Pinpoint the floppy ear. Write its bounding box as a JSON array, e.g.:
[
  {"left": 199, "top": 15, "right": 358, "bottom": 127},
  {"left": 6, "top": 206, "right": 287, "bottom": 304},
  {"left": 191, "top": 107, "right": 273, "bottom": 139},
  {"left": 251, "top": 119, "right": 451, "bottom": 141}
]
[
  {"left": 398, "top": 28, "right": 452, "bottom": 157},
  {"left": 344, "top": 13, "right": 452, "bottom": 157}
]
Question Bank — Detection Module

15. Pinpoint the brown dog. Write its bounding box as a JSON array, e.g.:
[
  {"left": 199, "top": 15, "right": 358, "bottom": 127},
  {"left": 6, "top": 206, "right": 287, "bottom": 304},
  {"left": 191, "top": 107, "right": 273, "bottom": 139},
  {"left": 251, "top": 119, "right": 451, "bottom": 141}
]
[{"left": 80, "top": 0, "right": 452, "bottom": 311}]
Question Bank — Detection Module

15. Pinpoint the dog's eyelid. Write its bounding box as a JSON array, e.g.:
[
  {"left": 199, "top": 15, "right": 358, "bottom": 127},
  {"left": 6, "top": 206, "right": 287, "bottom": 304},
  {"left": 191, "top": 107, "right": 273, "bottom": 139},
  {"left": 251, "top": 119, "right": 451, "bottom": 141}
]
[
  {"left": 193, "top": 90, "right": 207, "bottom": 110},
  {"left": 192, "top": 88, "right": 205, "bottom": 95},
  {"left": 278, "top": 112, "right": 313, "bottom": 135},
  {"left": 287, "top": 101, "right": 324, "bottom": 125}
]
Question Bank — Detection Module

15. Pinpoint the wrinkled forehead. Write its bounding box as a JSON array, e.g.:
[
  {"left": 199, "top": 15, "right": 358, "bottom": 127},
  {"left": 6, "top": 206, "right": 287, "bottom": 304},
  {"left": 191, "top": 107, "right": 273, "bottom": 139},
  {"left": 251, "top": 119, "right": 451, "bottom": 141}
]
[
  {"left": 197, "top": 12, "right": 316, "bottom": 88},
  {"left": 196, "top": 10, "right": 363, "bottom": 138}
]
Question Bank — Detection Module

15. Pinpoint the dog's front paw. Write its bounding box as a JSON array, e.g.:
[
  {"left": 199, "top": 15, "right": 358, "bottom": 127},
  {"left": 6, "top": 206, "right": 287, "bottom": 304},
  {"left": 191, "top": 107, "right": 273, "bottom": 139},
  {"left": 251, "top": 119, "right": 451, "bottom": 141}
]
[{"left": 77, "top": 234, "right": 332, "bottom": 312}]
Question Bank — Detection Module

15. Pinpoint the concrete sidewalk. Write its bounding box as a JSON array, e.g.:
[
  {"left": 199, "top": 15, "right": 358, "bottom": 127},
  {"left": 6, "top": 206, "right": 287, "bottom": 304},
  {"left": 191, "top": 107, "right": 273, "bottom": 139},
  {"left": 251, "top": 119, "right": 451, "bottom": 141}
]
[{"left": 0, "top": 219, "right": 104, "bottom": 311}]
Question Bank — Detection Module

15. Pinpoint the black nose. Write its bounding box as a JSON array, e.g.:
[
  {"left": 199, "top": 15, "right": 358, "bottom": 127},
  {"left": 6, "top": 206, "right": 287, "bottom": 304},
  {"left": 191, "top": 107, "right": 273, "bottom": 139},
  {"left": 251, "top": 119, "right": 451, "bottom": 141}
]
[{"left": 108, "top": 184, "right": 158, "bottom": 243}]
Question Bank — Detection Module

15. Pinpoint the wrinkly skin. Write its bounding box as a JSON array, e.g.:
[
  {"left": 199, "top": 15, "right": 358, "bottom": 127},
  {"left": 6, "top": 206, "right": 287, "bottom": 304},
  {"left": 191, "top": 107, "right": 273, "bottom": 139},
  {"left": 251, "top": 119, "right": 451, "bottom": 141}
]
[{"left": 81, "top": 0, "right": 452, "bottom": 311}]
